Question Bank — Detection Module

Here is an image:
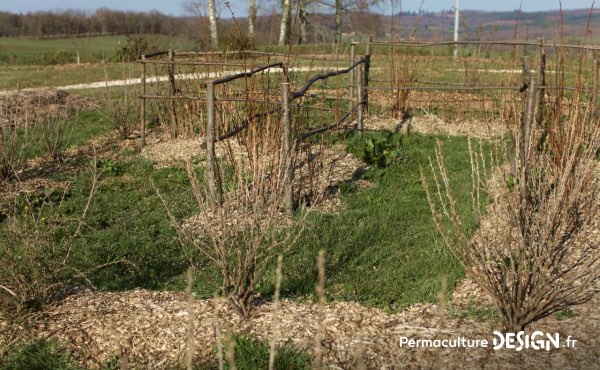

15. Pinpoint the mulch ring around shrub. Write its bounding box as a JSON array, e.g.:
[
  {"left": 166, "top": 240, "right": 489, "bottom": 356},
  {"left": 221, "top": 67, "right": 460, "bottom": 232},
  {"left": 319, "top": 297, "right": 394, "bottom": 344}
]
[{"left": 0, "top": 288, "right": 596, "bottom": 369}]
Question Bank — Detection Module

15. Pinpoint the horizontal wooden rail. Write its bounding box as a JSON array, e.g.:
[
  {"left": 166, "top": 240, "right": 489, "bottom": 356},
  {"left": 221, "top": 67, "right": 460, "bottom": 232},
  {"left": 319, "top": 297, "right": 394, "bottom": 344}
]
[
  {"left": 141, "top": 60, "right": 251, "bottom": 67},
  {"left": 142, "top": 50, "right": 169, "bottom": 59},
  {"left": 213, "top": 63, "right": 284, "bottom": 85},
  {"left": 292, "top": 57, "right": 367, "bottom": 99},
  {"left": 139, "top": 94, "right": 277, "bottom": 103}
]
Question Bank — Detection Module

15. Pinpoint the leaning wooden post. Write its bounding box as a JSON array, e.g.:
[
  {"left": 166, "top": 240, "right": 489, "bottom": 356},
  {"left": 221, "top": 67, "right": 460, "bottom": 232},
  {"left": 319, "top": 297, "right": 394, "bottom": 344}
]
[
  {"left": 206, "top": 81, "right": 219, "bottom": 207},
  {"left": 349, "top": 40, "right": 356, "bottom": 101},
  {"left": 357, "top": 64, "right": 364, "bottom": 134},
  {"left": 281, "top": 81, "right": 294, "bottom": 217},
  {"left": 168, "top": 49, "right": 179, "bottom": 139},
  {"left": 140, "top": 54, "right": 147, "bottom": 148},
  {"left": 592, "top": 59, "right": 598, "bottom": 123}
]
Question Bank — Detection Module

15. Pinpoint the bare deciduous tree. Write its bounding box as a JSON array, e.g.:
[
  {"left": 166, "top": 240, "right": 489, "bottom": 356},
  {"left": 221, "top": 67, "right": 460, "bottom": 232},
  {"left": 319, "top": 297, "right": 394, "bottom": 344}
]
[
  {"left": 249, "top": 0, "right": 257, "bottom": 42},
  {"left": 278, "top": 0, "right": 291, "bottom": 46},
  {"left": 207, "top": 0, "right": 219, "bottom": 48},
  {"left": 184, "top": 0, "right": 219, "bottom": 48}
]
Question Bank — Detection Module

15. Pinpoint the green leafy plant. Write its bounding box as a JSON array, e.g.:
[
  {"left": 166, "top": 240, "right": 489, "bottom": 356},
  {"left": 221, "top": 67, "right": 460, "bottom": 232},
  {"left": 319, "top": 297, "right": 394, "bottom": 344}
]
[{"left": 347, "top": 131, "right": 403, "bottom": 167}]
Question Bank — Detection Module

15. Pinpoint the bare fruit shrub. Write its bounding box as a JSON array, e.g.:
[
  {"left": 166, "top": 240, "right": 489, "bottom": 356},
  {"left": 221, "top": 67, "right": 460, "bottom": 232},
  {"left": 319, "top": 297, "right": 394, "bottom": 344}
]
[
  {"left": 421, "top": 85, "right": 600, "bottom": 331},
  {"left": 0, "top": 161, "right": 101, "bottom": 316},
  {"left": 38, "top": 108, "right": 70, "bottom": 162},
  {"left": 159, "top": 100, "right": 312, "bottom": 317},
  {"left": 0, "top": 96, "right": 37, "bottom": 182},
  {"left": 0, "top": 124, "right": 25, "bottom": 182},
  {"left": 103, "top": 63, "right": 140, "bottom": 140}
]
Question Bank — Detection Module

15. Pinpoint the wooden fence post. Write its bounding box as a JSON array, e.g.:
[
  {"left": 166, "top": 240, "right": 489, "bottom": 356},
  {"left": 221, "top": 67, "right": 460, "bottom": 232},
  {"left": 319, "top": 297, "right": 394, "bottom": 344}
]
[
  {"left": 535, "top": 38, "right": 546, "bottom": 127},
  {"left": 206, "top": 81, "right": 219, "bottom": 207},
  {"left": 592, "top": 59, "right": 598, "bottom": 123},
  {"left": 140, "top": 54, "right": 146, "bottom": 148},
  {"left": 364, "top": 36, "right": 372, "bottom": 114},
  {"left": 168, "top": 49, "right": 179, "bottom": 139},
  {"left": 281, "top": 81, "right": 294, "bottom": 217},
  {"left": 349, "top": 40, "right": 355, "bottom": 101},
  {"left": 357, "top": 64, "right": 364, "bottom": 134},
  {"left": 521, "top": 78, "right": 537, "bottom": 199}
]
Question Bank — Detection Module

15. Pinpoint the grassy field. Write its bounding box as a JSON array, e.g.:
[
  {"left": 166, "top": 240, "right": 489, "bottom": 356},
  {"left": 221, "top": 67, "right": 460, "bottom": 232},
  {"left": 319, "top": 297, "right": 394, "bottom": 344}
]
[{"left": 0, "top": 35, "right": 189, "bottom": 65}]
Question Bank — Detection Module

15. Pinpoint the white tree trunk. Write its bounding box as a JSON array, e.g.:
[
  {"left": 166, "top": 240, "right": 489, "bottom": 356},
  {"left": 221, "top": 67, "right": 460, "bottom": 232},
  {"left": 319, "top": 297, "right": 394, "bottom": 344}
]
[
  {"left": 278, "top": 0, "right": 291, "bottom": 46},
  {"left": 334, "top": 0, "right": 342, "bottom": 44},
  {"left": 249, "top": 0, "right": 256, "bottom": 42},
  {"left": 298, "top": 0, "right": 308, "bottom": 44},
  {"left": 208, "top": 0, "right": 218, "bottom": 48}
]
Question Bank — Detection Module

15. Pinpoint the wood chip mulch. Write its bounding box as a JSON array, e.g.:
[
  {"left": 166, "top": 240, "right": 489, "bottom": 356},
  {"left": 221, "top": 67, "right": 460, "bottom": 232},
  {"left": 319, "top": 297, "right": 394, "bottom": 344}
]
[
  {"left": 0, "top": 287, "right": 595, "bottom": 369},
  {"left": 365, "top": 114, "right": 507, "bottom": 139}
]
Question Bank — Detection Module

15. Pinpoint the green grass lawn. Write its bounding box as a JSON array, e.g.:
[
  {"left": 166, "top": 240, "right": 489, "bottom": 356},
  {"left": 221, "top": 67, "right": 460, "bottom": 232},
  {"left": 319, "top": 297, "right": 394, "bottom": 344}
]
[
  {"left": 269, "top": 133, "right": 476, "bottom": 310},
  {"left": 0, "top": 63, "right": 138, "bottom": 90},
  {"left": 0, "top": 35, "right": 189, "bottom": 64},
  {"left": 23, "top": 109, "right": 114, "bottom": 159},
  {"left": 0, "top": 36, "right": 127, "bottom": 56}
]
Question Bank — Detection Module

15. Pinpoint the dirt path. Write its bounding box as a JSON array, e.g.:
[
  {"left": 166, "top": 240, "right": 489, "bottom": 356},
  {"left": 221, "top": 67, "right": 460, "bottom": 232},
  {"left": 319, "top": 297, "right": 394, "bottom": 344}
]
[{"left": 0, "top": 66, "right": 315, "bottom": 94}]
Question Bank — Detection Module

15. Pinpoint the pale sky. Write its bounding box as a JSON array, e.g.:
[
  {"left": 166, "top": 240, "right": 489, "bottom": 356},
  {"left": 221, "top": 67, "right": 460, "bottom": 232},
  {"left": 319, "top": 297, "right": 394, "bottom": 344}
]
[{"left": 0, "top": 0, "right": 596, "bottom": 17}]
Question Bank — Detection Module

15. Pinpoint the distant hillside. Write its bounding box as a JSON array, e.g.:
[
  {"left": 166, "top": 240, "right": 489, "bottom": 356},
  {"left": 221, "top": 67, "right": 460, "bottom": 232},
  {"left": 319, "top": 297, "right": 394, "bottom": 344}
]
[
  {"left": 1, "top": 7, "right": 598, "bottom": 46},
  {"left": 377, "top": 9, "right": 600, "bottom": 42}
]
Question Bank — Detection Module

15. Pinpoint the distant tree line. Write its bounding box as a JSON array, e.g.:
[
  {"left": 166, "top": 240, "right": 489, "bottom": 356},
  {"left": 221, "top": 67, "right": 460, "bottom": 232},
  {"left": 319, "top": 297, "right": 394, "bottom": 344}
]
[
  {"left": 0, "top": 1, "right": 390, "bottom": 44},
  {"left": 0, "top": 9, "right": 187, "bottom": 38}
]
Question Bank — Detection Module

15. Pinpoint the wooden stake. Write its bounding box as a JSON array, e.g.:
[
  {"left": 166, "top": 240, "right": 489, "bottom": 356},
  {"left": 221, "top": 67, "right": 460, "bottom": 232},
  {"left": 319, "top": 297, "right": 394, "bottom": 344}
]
[
  {"left": 357, "top": 65, "right": 364, "bottom": 134},
  {"left": 168, "top": 49, "right": 179, "bottom": 139},
  {"left": 349, "top": 41, "right": 356, "bottom": 101},
  {"left": 592, "top": 59, "right": 598, "bottom": 123},
  {"left": 140, "top": 54, "right": 146, "bottom": 148},
  {"left": 206, "top": 81, "right": 219, "bottom": 207},
  {"left": 281, "top": 82, "right": 294, "bottom": 217},
  {"left": 535, "top": 38, "right": 546, "bottom": 128},
  {"left": 364, "top": 36, "right": 372, "bottom": 114},
  {"left": 521, "top": 79, "right": 537, "bottom": 199}
]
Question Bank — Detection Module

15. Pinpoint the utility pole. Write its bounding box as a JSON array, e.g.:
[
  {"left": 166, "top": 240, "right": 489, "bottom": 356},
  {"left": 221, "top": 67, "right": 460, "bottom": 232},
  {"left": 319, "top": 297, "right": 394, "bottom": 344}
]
[{"left": 454, "top": 0, "right": 460, "bottom": 59}]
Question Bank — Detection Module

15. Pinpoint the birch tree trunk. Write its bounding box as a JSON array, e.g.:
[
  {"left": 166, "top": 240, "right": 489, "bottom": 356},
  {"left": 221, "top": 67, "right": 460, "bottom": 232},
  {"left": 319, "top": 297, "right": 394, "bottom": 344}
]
[
  {"left": 208, "top": 0, "right": 218, "bottom": 49},
  {"left": 278, "top": 0, "right": 291, "bottom": 46},
  {"left": 298, "top": 0, "right": 308, "bottom": 45},
  {"left": 248, "top": 0, "right": 256, "bottom": 42},
  {"left": 334, "top": 0, "right": 342, "bottom": 43}
]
